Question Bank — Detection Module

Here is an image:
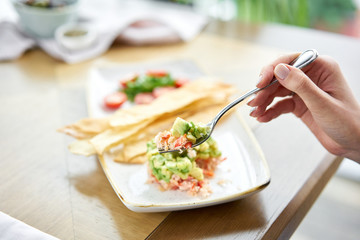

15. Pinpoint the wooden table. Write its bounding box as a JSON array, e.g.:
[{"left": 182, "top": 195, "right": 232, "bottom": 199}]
[{"left": 1, "top": 20, "right": 359, "bottom": 239}]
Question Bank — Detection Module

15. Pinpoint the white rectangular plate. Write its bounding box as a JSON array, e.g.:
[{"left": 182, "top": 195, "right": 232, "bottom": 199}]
[{"left": 87, "top": 60, "right": 270, "bottom": 212}]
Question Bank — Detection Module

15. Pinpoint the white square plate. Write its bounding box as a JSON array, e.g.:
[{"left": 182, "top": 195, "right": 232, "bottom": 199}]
[{"left": 87, "top": 60, "right": 270, "bottom": 212}]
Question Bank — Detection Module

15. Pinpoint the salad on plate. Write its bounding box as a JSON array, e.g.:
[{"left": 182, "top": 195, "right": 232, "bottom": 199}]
[
  {"left": 104, "top": 70, "right": 189, "bottom": 109},
  {"left": 147, "top": 118, "right": 224, "bottom": 197}
]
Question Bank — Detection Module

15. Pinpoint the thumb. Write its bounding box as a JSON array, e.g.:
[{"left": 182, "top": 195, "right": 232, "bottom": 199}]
[{"left": 274, "top": 64, "right": 331, "bottom": 113}]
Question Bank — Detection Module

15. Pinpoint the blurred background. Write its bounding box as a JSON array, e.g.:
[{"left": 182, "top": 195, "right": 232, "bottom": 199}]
[{"left": 168, "top": 0, "right": 360, "bottom": 38}]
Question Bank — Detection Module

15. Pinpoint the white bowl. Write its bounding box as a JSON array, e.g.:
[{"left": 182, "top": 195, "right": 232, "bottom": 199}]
[
  {"left": 12, "top": 0, "right": 79, "bottom": 38},
  {"left": 55, "top": 23, "right": 97, "bottom": 51}
]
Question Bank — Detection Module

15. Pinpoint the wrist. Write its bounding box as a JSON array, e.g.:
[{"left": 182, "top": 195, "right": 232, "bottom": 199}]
[
  {"left": 344, "top": 151, "right": 360, "bottom": 164},
  {"left": 345, "top": 111, "right": 360, "bottom": 163}
]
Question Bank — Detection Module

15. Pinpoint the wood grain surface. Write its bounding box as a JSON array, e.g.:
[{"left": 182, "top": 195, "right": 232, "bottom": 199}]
[{"left": 1, "top": 21, "right": 355, "bottom": 239}]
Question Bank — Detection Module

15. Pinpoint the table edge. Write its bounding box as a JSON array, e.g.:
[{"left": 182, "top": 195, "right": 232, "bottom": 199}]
[{"left": 264, "top": 154, "right": 343, "bottom": 240}]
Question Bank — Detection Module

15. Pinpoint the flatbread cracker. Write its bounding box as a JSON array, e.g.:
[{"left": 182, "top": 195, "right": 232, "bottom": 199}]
[
  {"left": 128, "top": 154, "right": 147, "bottom": 164},
  {"left": 58, "top": 118, "right": 109, "bottom": 139},
  {"left": 68, "top": 139, "right": 96, "bottom": 156},
  {"left": 90, "top": 118, "right": 154, "bottom": 154}
]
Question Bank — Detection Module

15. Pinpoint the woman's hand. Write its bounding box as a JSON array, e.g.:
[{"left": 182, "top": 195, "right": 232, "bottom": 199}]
[{"left": 248, "top": 53, "right": 360, "bottom": 162}]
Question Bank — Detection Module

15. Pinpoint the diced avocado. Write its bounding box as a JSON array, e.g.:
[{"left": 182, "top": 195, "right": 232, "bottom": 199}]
[
  {"left": 175, "top": 157, "right": 192, "bottom": 173},
  {"left": 151, "top": 154, "right": 195, "bottom": 182},
  {"left": 152, "top": 155, "right": 166, "bottom": 168},
  {"left": 175, "top": 171, "right": 189, "bottom": 180},
  {"left": 146, "top": 140, "right": 159, "bottom": 157},
  {"left": 194, "top": 145, "right": 201, "bottom": 151},
  {"left": 192, "top": 137, "right": 222, "bottom": 159},
  {"left": 198, "top": 153, "right": 210, "bottom": 159},
  {"left": 212, "top": 149, "right": 222, "bottom": 157},
  {"left": 149, "top": 155, "right": 171, "bottom": 182},
  {"left": 199, "top": 142, "right": 209, "bottom": 152},
  {"left": 188, "top": 121, "right": 210, "bottom": 141},
  {"left": 162, "top": 157, "right": 193, "bottom": 180},
  {"left": 190, "top": 167, "right": 204, "bottom": 181},
  {"left": 186, "top": 133, "right": 197, "bottom": 144},
  {"left": 160, "top": 166, "right": 172, "bottom": 182},
  {"left": 171, "top": 117, "right": 190, "bottom": 137},
  {"left": 165, "top": 161, "right": 177, "bottom": 170}
]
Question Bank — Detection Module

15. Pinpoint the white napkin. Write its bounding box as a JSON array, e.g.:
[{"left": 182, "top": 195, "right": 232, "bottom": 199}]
[
  {"left": 0, "top": 21, "right": 36, "bottom": 61},
  {"left": 0, "top": 212, "right": 59, "bottom": 240},
  {"left": 0, "top": 0, "right": 207, "bottom": 63}
]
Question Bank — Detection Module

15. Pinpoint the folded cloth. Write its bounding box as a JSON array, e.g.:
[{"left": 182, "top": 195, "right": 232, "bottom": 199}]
[
  {"left": 0, "top": 0, "right": 207, "bottom": 63},
  {"left": 0, "top": 212, "right": 59, "bottom": 240},
  {"left": 0, "top": 22, "right": 36, "bottom": 61}
]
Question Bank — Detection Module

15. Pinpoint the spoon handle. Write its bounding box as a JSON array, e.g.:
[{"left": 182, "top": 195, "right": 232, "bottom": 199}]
[{"left": 211, "top": 49, "right": 319, "bottom": 128}]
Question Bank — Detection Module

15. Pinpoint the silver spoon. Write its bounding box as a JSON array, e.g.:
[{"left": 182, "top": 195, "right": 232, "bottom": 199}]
[{"left": 159, "top": 49, "right": 318, "bottom": 154}]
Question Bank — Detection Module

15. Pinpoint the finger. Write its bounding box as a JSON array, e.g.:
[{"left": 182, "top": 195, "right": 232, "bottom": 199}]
[
  {"left": 257, "top": 52, "right": 301, "bottom": 88},
  {"left": 274, "top": 64, "right": 334, "bottom": 117},
  {"left": 250, "top": 95, "right": 276, "bottom": 117},
  {"left": 251, "top": 90, "right": 293, "bottom": 117},
  {"left": 256, "top": 98, "right": 295, "bottom": 122},
  {"left": 247, "top": 82, "right": 280, "bottom": 107},
  {"left": 248, "top": 85, "right": 291, "bottom": 107},
  {"left": 254, "top": 97, "right": 294, "bottom": 119}
]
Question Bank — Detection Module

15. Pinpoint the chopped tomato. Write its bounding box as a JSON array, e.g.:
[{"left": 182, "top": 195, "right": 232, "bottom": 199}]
[
  {"left": 184, "top": 142, "right": 192, "bottom": 149},
  {"left": 174, "top": 140, "right": 181, "bottom": 148},
  {"left": 134, "top": 92, "right": 155, "bottom": 104},
  {"left": 104, "top": 92, "right": 127, "bottom": 109},
  {"left": 119, "top": 73, "right": 138, "bottom": 88},
  {"left": 146, "top": 70, "right": 168, "bottom": 77},
  {"left": 161, "top": 132, "right": 171, "bottom": 140},
  {"left": 152, "top": 87, "right": 176, "bottom": 98},
  {"left": 174, "top": 135, "right": 187, "bottom": 148},
  {"left": 175, "top": 78, "right": 189, "bottom": 88}
]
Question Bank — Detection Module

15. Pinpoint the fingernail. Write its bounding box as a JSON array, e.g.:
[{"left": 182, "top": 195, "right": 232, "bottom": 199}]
[
  {"left": 250, "top": 107, "right": 256, "bottom": 117},
  {"left": 247, "top": 94, "right": 256, "bottom": 106},
  {"left": 274, "top": 64, "right": 290, "bottom": 81},
  {"left": 257, "top": 74, "right": 263, "bottom": 85}
]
